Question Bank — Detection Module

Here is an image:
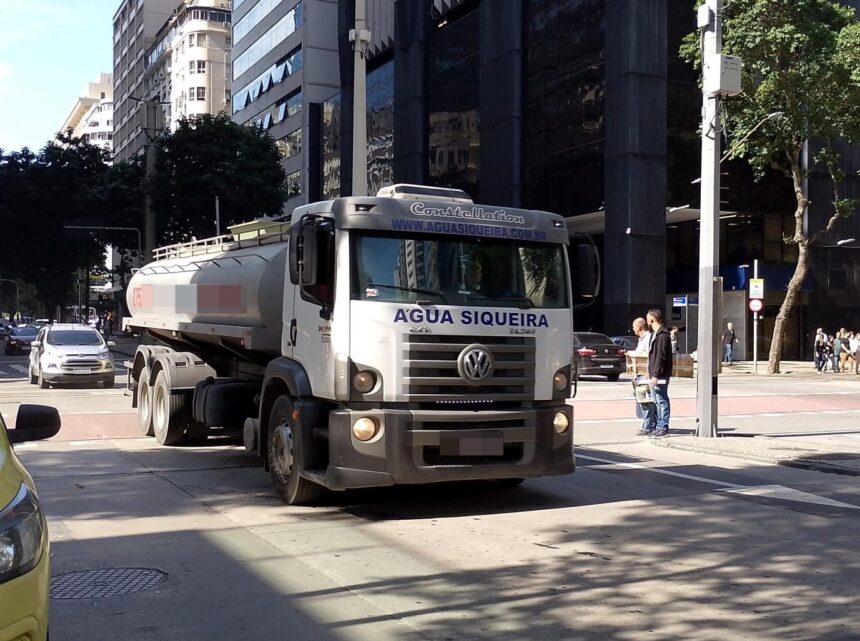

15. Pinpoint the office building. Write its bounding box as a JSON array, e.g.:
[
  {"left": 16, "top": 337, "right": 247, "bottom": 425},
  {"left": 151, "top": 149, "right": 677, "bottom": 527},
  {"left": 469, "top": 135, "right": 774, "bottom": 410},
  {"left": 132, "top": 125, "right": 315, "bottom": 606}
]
[
  {"left": 229, "top": 0, "right": 341, "bottom": 209},
  {"left": 59, "top": 73, "right": 114, "bottom": 152},
  {"left": 143, "top": 0, "right": 233, "bottom": 131},
  {"left": 112, "top": 0, "right": 178, "bottom": 162},
  {"left": 314, "top": 0, "right": 860, "bottom": 358}
]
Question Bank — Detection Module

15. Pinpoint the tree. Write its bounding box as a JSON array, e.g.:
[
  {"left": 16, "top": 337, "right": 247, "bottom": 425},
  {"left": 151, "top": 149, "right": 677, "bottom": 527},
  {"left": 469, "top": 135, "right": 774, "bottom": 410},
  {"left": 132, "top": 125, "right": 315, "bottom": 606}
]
[
  {"left": 150, "top": 113, "right": 287, "bottom": 245},
  {"left": 682, "top": 0, "right": 860, "bottom": 373},
  {"left": 0, "top": 134, "right": 111, "bottom": 316}
]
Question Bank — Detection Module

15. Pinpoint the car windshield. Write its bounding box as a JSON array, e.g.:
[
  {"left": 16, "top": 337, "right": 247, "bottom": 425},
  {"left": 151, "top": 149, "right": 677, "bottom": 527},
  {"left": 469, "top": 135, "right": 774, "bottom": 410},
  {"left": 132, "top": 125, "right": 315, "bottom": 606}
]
[
  {"left": 11, "top": 327, "right": 38, "bottom": 336},
  {"left": 47, "top": 330, "right": 103, "bottom": 346},
  {"left": 574, "top": 333, "right": 614, "bottom": 345},
  {"left": 351, "top": 233, "right": 569, "bottom": 308}
]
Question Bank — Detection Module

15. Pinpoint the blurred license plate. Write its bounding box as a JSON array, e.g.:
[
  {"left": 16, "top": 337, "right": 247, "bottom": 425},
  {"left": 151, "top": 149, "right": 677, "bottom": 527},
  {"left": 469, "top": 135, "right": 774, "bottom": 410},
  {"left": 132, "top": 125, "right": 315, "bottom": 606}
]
[
  {"left": 72, "top": 368, "right": 91, "bottom": 374},
  {"left": 600, "top": 364, "right": 615, "bottom": 368},
  {"left": 440, "top": 432, "right": 504, "bottom": 456}
]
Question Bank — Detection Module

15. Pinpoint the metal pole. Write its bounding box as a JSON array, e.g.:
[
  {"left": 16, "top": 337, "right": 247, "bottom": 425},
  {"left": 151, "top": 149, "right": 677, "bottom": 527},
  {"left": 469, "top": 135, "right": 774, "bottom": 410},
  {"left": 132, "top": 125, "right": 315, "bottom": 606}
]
[
  {"left": 696, "top": 0, "right": 722, "bottom": 438},
  {"left": 350, "top": 0, "right": 370, "bottom": 196},
  {"left": 215, "top": 195, "right": 221, "bottom": 236},
  {"left": 753, "top": 259, "right": 759, "bottom": 375},
  {"left": 143, "top": 100, "right": 159, "bottom": 263}
]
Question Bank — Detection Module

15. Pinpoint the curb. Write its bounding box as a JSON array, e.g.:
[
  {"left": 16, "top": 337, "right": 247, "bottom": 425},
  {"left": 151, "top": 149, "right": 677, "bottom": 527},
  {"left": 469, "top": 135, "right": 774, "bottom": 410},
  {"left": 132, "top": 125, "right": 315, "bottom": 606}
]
[{"left": 650, "top": 438, "right": 860, "bottom": 477}]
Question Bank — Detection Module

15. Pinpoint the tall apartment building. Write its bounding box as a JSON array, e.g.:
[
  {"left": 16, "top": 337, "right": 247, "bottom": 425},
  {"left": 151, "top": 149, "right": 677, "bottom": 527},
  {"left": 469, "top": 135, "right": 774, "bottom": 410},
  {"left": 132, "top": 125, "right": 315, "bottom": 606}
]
[
  {"left": 112, "top": 0, "right": 177, "bottom": 162},
  {"left": 143, "top": 1, "right": 232, "bottom": 131},
  {"left": 59, "top": 73, "right": 115, "bottom": 152},
  {"left": 229, "top": 0, "right": 340, "bottom": 209}
]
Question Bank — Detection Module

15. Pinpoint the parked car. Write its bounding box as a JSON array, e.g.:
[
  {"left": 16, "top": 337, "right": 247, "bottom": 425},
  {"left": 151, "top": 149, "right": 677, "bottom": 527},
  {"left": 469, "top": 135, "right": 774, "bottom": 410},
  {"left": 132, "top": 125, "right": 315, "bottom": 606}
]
[
  {"left": 0, "top": 404, "right": 61, "bottom": 641},
  {"left": 610, "top": 335, "right": 639, "bottom": 351},
  {"left": 4, "top": 326, "right": 39, "bottom": 355},
  {"left": 573, "top": 332, "right": 627, "bottom": 381},
  {"left": 28, "top": 324, "right": 116, "bottom": 389}
]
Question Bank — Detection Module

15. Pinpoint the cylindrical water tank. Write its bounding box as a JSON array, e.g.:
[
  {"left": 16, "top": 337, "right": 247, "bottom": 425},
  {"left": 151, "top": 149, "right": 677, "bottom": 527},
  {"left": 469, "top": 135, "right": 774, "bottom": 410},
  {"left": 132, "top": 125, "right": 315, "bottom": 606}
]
[{"left": 126, "top": 241, "right": 288, "bottom": 333}]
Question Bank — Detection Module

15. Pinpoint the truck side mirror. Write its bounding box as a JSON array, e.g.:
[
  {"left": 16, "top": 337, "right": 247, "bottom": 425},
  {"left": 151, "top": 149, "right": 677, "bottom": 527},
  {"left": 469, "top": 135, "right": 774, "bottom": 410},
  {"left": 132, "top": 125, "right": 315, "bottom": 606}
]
[
  {"left": 571, "top": 239, "right": 600, "bottom": 309},
  {"left": 289, "top": 220, "right": 319, "bottom": 286}
]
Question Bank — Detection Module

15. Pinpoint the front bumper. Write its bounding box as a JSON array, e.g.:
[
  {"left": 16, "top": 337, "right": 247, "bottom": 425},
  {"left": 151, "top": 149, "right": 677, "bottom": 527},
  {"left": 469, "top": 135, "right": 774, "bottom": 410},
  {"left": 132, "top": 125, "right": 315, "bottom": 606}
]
[
  {"left": 0, "top": 547, "right": 49, "bottom": 641},
  {"left": 319, "top": 405, "right": 574, "bottom": 490},
  {"left": 43, "top": 369, "right": 114, "bottom": 384}
]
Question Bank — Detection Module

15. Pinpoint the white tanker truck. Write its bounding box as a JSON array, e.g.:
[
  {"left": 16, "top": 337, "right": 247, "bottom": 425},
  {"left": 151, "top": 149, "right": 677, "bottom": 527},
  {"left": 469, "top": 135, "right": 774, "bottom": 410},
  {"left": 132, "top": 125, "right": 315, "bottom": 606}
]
[{"left": 124, "top": 185, "right": 598, "bottom": 504}]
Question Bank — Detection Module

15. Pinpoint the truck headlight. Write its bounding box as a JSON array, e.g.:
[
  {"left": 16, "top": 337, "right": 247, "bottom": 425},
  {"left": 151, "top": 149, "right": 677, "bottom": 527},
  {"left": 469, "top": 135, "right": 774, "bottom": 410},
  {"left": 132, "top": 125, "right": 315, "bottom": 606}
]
[
  {"left": 352, "top": 417, "right": 380, "bottom": 442},
  {"left": 553, "top": 412, "right": 570, "bottom": 435},
  {"left": 352, "top": 371, "right": 377, "bottom": 394},
  {"left": 553, "top": 372, "right": 568, "bottom": 392},
  {"left": 0, "top": 483, "right": 46, "bottom": 584}
]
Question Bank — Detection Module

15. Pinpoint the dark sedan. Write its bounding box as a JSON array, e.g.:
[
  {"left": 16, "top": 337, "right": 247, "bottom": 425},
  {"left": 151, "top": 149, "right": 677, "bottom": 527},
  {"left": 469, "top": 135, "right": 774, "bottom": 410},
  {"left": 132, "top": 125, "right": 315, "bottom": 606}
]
[
  {"left": 4, "top": 325, "right": 38, "bottom": 355},
  {"left": 573, "top": 332, "right": 627, "bottom": 381}
]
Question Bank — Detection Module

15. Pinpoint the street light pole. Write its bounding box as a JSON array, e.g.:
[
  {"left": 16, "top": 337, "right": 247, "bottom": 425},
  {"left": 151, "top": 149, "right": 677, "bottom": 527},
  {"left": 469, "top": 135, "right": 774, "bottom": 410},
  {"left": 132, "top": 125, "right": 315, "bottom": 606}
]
[
  {"left": 696, "top": 0, "right": 723, "bottom": 438},
  {"left": 350, "top": 0, "right": 371, "bottom": 197}
]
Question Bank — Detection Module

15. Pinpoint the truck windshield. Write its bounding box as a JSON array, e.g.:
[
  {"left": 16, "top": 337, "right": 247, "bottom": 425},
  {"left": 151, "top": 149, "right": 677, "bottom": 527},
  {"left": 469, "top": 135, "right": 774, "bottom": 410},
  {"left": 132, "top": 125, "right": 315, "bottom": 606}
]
[{"left": 351, "top": 233, "right": 569, "bottom": 308}]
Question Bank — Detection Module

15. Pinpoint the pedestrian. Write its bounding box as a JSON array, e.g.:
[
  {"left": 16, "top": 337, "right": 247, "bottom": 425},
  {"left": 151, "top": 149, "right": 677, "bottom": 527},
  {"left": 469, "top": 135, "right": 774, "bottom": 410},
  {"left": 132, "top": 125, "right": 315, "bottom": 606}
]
[
  {"left": 646, "top": 308, "right": 673, "bottom": 439},
  {"left": 630, "top": 317, "right": 656, "bottom": 436},
  {"left": 95, "top": 316, "right": 103, "bottom": 332},
  {"left": 849, "top": 332, "right": 860, "bottom": 374},
  {"left": 813, "top": 328, "right": 826, "bottom": 371},
  {"left": 670, "top": 327, "right": 680, "bottom": 355},
  {"left": 721, "top": 321, "right": 738, "bottom": 365},
  {"left": 105, "top": 312, "right": 114, "bottom": 338}
]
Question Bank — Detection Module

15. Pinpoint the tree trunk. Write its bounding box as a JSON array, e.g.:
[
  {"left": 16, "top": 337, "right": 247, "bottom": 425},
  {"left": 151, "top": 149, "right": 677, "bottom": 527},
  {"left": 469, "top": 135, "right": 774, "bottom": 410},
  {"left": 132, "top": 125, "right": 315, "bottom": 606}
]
[
  {"left": 766, "top": 242, "right": 808, "bottom": 374},
  {"left": 767, "top": 147, "right": 807, "bottom": 375}
]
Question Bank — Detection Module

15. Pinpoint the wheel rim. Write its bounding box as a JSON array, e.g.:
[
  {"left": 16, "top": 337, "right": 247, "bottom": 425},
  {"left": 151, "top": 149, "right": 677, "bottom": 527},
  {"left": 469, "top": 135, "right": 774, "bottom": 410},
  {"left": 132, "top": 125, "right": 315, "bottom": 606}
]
[
  {"left": 270, "top": 422, "right": 294, "bottom": 485},
  {"left": 153, "top": 385, "right": 166, "bottom": 432},
  {"left": 138, "top": 383, "right": 151, "bottom": 424}
]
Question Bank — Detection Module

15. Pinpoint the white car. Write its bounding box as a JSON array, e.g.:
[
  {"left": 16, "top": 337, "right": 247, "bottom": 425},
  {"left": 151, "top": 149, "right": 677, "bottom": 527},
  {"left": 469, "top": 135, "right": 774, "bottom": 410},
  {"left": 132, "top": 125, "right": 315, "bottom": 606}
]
[{"left": 28, "top": 324, "right": 116, "bottom": 389}]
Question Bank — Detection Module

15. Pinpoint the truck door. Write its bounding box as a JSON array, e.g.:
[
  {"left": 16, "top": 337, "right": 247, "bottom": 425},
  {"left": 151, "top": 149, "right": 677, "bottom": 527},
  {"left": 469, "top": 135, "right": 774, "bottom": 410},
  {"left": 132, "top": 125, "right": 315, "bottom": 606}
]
[{"left": 288, "top": 216, "right": 336, "bottom": 398}]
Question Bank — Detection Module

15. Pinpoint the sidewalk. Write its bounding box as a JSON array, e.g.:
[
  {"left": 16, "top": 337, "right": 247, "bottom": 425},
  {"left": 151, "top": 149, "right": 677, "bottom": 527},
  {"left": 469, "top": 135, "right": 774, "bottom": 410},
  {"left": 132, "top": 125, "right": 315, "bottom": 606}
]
[
  {"left": 715, "top": 359, "right": 860, "bottom": 378},
  {"left": 652, "top": 432, "right": 860, "bottom": 476}
]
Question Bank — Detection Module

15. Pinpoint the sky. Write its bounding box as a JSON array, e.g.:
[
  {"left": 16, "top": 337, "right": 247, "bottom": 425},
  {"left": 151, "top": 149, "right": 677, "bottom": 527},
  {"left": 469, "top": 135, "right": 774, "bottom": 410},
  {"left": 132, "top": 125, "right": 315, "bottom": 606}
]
[{"left": 0, "top": 0, "right": 115, "bottom": 152}]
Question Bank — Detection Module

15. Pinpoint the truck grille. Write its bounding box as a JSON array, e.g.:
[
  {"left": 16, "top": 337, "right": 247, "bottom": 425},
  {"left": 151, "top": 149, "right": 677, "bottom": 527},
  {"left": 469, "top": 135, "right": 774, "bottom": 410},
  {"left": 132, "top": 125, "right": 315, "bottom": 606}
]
[{"left": 403, "top": 335, "right": 535, "bottom": 402}]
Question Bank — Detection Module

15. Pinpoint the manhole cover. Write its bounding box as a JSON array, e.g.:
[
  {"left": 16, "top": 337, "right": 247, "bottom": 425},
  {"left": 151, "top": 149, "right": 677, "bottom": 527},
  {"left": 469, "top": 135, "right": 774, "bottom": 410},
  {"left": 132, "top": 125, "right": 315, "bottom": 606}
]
[{"left": 51, "top": 568, "right": 168, "bottom": 600}]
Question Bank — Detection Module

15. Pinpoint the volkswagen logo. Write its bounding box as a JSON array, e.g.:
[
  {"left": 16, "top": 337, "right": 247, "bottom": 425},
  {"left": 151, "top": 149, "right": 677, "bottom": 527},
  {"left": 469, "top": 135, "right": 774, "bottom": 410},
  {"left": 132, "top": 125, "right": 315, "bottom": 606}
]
[{"left": 457, "top": 344, "right": 494, "bottom": 383}]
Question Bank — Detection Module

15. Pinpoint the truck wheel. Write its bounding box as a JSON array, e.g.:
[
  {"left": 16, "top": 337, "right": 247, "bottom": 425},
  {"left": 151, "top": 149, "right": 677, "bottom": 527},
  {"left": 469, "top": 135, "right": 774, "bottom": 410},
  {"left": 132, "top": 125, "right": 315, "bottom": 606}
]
[
  {"left": 152, "top": 370, "right": 188, "bottom": 446},
  {"left": 267, "top": 397, "right": 323, "bottom": 505},
  {"left": 185, "top": 421, "right": 209, "bottom": 446},
  {"left": 137, "top": 374, "right": 154, "bottom": 436}
]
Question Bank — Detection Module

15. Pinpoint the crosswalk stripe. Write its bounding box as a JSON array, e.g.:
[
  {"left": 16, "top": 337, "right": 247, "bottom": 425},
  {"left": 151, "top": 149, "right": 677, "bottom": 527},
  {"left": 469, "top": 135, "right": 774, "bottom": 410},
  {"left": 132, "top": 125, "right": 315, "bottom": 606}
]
[{"left": 10, "top": 364, "right": 29, "bottom": 374}]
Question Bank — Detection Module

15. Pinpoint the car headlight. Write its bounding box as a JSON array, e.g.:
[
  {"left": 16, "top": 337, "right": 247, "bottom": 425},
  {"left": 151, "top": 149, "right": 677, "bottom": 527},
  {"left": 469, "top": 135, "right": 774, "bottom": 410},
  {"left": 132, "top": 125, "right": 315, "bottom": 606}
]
[
  {"left": 98, "top": 350, "right": 111, "bottom": 361},
  {"left": 0, "top": 483, "right": 46, "bottom": 584}
]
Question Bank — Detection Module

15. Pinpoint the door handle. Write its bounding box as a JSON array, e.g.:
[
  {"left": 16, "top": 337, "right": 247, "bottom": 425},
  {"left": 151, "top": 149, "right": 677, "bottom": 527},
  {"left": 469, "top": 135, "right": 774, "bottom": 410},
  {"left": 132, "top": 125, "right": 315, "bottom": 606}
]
[{"left": 289, "top": 318, "right": 297, "bottom": 346}]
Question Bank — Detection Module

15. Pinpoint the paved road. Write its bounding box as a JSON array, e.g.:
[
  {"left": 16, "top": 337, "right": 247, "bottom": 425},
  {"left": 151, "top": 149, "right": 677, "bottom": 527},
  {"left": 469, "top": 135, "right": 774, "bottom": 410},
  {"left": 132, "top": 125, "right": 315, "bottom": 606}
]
[{"left": 2, "top": 353, "right": 858, "bottom": 641}]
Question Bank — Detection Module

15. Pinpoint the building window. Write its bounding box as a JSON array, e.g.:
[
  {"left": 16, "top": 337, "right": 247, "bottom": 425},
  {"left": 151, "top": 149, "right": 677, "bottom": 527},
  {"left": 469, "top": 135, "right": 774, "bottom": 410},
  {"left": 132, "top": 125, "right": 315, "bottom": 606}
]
[
  {"left": 234, "top": 0, "right": 299, "bottom": 46},
  {"left": 367, "top": 59, "right": 394, "bottom": 196},
  {"left": 322, "top": 93, "right": 341, "bottom": 199},
  {"left": 277, "top": 128, "right": 302, "bottom": 159},
  {"left": 224, "top": 89, "right": 231, "bottom": 103},
  {"left": 190, "top": 87, "right": 206, "bottom": 101},
  {"left": 522, "top": 0, "right": 606, "bottom": 217},
  {"left": 427, "top": 9, "right": 480, "bottom": 199},
  {"left": 286, "top": 170, "right": 302, "bottom": 197},
  {"left": 232, "top": 47, "right": 302, "bottom": 114},
  {"left": 232, "top": 4, "right": 302, "bottom": 80}
]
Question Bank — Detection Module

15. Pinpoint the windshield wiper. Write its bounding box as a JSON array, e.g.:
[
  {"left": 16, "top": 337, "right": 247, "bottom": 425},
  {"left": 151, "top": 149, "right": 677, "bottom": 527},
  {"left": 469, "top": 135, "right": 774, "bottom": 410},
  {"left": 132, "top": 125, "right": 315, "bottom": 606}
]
[
  {"left": 369, "top": 283, "right": 449, "bottom": 305},
  {"left": 469, "top": 294, "right": 535, "bottom": 309}
]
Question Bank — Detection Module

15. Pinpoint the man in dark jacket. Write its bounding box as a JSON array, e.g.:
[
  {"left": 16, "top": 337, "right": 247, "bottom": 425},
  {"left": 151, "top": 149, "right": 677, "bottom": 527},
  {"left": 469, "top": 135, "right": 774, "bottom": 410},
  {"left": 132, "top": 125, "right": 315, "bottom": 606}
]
[{"left": 647, "top": 308, "right": 673, "bottom": 438}]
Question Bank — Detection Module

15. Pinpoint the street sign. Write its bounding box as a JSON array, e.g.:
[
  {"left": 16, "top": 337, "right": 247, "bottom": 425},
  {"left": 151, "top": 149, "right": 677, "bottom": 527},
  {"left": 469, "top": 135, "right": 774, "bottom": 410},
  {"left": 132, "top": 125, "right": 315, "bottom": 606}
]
[
  {"left": 750, "top": 278, "right": 764, "bottom": 299},
  {"left": 673, "top": 296, "right": 687, "bottom": 307},
  {"left": 749, "top": 298, "right": 763, "bottom": 313}
]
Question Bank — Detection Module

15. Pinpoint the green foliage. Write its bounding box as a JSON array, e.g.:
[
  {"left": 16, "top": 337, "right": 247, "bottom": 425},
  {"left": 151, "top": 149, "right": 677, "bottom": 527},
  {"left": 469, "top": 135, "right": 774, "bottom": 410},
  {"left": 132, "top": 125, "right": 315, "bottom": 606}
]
[
  {"left": 680, "top": 0, "right": 860, "bottom": 188},
  {"left": 151, "top": 113, "right": 288, "bottom": 244},
  {"left": 0, "top": 134, "right": 111, "bottom": 314}
]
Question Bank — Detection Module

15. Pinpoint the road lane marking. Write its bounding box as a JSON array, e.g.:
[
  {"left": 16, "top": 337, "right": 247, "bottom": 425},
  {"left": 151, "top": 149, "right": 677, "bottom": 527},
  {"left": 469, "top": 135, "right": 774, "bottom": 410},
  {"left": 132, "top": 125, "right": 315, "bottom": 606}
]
[
  {"left": 578, "top": 453, "right": 860, "bottom": 511},
  {"left": 10, "top": 364, "right": 29, "bottom": 374},
  {"left": 719, "top": 485, "right": 860, "bottom": 510},
  {"left": 576, "top": 453, "right": 742, "bottom": 488}
]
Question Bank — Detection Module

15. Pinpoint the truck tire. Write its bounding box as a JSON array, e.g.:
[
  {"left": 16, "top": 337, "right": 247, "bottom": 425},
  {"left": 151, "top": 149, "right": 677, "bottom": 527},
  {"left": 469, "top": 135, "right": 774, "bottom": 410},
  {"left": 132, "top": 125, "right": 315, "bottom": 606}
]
[
  {"left": 152, "top": 370, "right": 188, "bottom": 446},
  {"left": 185, "top": 421, "right": 209, "bottom": 446},
  {"left": 267, "top": 397, "right": 324, "bottom": 505},
  {"left": 137, "top": 373, "right": 154, "bottom": 436}
]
